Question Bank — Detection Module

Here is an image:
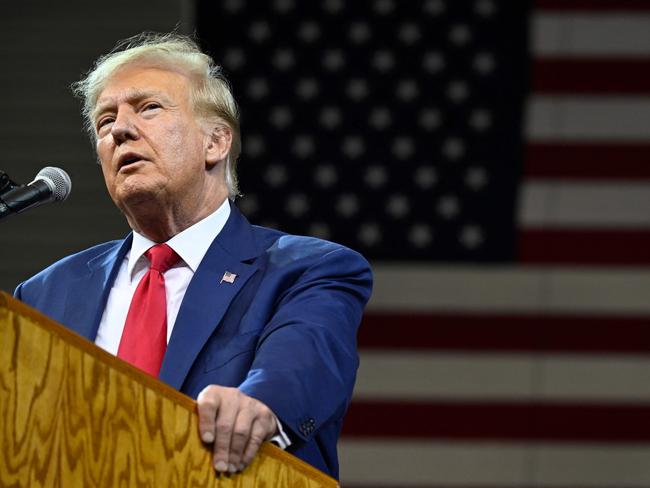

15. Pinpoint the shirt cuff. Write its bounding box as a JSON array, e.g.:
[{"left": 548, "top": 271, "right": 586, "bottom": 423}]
[{"left": 269, "top": 414, "right": 292, "bottom": 450}]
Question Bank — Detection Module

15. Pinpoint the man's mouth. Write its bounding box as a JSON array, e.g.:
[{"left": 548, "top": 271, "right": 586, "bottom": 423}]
[{"left": 118, "top": 153, "right": 146, "bottom": 170}]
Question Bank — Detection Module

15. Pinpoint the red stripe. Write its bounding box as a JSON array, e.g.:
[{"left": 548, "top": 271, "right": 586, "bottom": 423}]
[
  {"left": 359, "top": 313, "right": 650, "bottom": 353},
  {"left": 525, "top": 143, "right": 650, "bottom": 180},
  {"left": 343, "top": 401, "right": 650, "bottom": 441},
  {"left": 533, "top": 59, "right": 650, "bottom": 95},
  {"left": 346, "top": 485, "right": 647, "bottom": 488},
  {"left": 519, "top": 229, "right": 650, "bottom": 266},
  {"left": 536, "top": 0, "right": 650, "bottom": 11}
]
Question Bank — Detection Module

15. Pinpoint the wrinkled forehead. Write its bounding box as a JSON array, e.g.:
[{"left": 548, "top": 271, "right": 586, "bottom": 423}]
[{"left": 92, "top": 65, "right": 192, "bottom": 117}]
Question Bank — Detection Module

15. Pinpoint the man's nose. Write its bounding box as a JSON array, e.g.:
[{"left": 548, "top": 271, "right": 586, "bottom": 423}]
[{"left": 110, "top": 109, "right": 139, "bottom": 143}]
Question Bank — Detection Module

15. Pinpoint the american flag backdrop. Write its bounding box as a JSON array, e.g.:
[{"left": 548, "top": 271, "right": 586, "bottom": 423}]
[{"left": 197, "top": 1, "right": 650, "bottom": 486}]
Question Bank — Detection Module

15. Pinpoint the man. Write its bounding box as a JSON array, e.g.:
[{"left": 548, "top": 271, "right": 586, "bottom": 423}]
[{"left": 14, "top": 33, "right": 372, "bottom": 480}]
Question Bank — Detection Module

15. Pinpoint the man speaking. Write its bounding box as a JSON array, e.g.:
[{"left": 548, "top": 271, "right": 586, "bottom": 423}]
[{"left": 14, "top": 33, "right": 372, "bottom": 480}]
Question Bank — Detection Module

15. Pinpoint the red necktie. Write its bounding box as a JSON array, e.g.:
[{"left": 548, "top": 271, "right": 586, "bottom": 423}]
[{"left": 117, "top": 243, "right": 180, "bottom": 376}]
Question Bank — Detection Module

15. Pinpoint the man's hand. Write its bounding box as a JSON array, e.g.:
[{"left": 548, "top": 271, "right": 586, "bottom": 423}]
[{"left": 196, "top": 385, "right": 278, "bottom": 473}]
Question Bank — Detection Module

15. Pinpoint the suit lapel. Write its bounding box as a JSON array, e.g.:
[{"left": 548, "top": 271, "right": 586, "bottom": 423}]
[
  {"left": 159, "top": 205, "right": 261, "bottom": 390},
  {"left": 62, "top": 236, "right": 131, "bottom": 341}
]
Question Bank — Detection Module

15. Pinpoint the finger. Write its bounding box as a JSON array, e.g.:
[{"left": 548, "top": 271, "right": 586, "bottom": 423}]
[
  {"left": 196, "top": 386, "right": 221, "bottom": 444},
  {"left": 212, "top": 393, "right": 239, "bottom": 473},
  {"left": 228, "top": 406, "right": 255, "bottom": 469},
  {"left": 240, "top": 418, "right": 269, "bottom": 468}
]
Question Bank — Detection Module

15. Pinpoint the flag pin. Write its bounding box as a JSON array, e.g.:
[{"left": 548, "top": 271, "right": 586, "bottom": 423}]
[{"left": 220, "top": 271, "right": 237, "bottom": 284}]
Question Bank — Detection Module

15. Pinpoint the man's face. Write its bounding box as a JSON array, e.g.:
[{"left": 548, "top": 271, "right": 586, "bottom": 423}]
[{"left": 94, "top": 66, "right": 212, "bottom": 215}]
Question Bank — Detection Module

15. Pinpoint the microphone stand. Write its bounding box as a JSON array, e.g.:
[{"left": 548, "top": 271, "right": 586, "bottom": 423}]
[{"left": 0, "top": 170, "right": 21, "bottom": 197}]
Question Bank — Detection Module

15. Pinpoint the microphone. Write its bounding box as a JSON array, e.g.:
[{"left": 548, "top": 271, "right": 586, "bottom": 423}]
[
  {"left": 0, "top": 167, "right": 72, "bottom": 220},
  {"left": 0, "top": 170, "right": 20, "bottom": 196}
]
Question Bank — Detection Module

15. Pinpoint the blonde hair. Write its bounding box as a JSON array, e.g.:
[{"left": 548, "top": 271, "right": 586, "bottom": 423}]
[{"left": 72, "top": 32, "right": 242, "bottom": 198}]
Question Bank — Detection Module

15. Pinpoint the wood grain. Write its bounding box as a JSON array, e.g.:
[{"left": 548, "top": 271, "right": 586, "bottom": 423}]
[{"left": 0, "top": 292, "right": 337, "bottom": 487}]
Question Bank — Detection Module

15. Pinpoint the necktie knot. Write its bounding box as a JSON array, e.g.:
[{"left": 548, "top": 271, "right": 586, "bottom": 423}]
[{"left": 146, "top": 244, "right": 180, "bottom": 273}]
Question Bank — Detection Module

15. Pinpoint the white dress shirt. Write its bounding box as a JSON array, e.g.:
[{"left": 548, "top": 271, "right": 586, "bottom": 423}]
[
  {"left": 95, "top": 198, "right": 231, "bottom": 352},
  {"left": 95, "top": 198, "right": 290, "bottom": 448}
]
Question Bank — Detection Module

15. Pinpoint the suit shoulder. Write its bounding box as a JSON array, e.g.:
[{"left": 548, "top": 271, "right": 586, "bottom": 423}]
[
  {"left": 18, "top": 240, "right": 124, "bottom": 289},
  {"left": 252, "top": 225, "right": 370, "bottom": 269}
]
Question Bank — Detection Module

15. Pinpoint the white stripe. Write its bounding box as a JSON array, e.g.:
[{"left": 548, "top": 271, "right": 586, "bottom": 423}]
[
  {"left": 339, "top": 440, "right": 650, "bottom": 486},
  {"left": 527, "top": 97, "right": 650, "bottom": 142},
  {"left": 534, "top": 14, "right": 650, "bottom": 57},
  {"left": 520, "top": 181, "right": 650, "bottom": 228},
  {"left": 368, "top": 265, "right": 650, "bottom": 314},
  {"left": 355, "top": 352, "right": 650, "bottom": 402}
]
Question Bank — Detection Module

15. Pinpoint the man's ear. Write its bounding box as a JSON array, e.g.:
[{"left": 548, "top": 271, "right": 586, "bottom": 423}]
[{"left": 206, "top": 126, "right": 233, "bottom": 167}]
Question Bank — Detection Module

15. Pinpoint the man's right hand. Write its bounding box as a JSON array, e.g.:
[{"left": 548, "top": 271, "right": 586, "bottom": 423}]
[{"left": 196, "top": 385, "right": 278, "bottom": 473}]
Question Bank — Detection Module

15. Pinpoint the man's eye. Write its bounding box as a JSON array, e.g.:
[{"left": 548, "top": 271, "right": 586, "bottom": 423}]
[
  {"left": 97, "top": 117, "right": 114, "bottom": 129},
  {"left": 143, "top": 103, "right": 161, "bottom": 111}
]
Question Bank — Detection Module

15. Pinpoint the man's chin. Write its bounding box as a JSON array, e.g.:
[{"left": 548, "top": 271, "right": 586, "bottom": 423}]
[{"left": 113, "top": 186, "right": 164, "bottom": 213}]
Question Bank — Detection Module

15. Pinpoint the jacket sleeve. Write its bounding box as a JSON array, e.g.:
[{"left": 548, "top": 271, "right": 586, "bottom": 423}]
[{"left": 237, "top": 245, "right": 372, "bottom": 444}]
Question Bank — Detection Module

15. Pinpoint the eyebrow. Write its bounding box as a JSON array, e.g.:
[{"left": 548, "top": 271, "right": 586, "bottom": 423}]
[{"left": 93, "top": 89, "right": 175, "bottom": 121}]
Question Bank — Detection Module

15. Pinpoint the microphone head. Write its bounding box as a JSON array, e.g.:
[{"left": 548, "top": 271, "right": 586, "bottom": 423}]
[{"left": 34, "top": 166, "right": 72, "bottom": 201}]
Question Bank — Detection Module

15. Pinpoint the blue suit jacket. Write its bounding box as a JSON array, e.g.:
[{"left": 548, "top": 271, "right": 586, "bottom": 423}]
[{"left": 15, "top": 204, "right": 372, "bottom": 478}]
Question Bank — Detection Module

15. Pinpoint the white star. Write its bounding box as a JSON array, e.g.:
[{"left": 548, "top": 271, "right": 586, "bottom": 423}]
[
  {"left": 273, "top": 0, "right": 294, "bottom": 13},
  {"left": 364, "top": 165, "right": 388, "bottom": 189},
  {"left": 244, "top": 134, "right": 265, "bottom": 158},
  {"left": 465, "top": 166, "right": 488, "bottom": 190},
  {"left": 396, "top": 79, "right": 419, "bottom": 102},
  {"left": 265, "top": 164, "right": 287, "bottom": 187},
  {"left": 247, "top": 78, "right": 269, "bottom": 99},
  {"left": 309, "top": 222, "right": 330, "bottom": 240},
  {"left": 372, "top": 50, "right": 395, "bottom": 72},
  {"left": 238, "top": 194, "right": 258, "bottom": 215},
  {"left": 414, "top": 166, "right": 438, "bottom": 189},
  {"left": 369, "top": 106, "right": 392, "bottom": 130},
  {"left": 336, "top": 194, "right": 359, "bottom": 217},
  {"left": 398, "top": 23, "right": 421, "bottom": 44},
  {"left": 386, "top": 194, "right": 410, "bottom": 218},
  {"left": 223, "top": 48, "right": 245, "bottom": 70},
  {"left": 273, "top": 49, "right": 295, "bottom": 70},
  {"left": 269, "top": 106, "right": 293, "bottom": 129},
  {"left": 446, "top": 80, "right": 469, "bottom": 103},
  {"left": 409, "top": 224, "right": 433, "bottom": 248},
  {"left": 475, "top": 0, "right": 497, "bottom": 17},
  {"left": 342, "top": 136, "right": 365, "bottom": 159},
  {"left": 358, "top": 223, "right": 381, "bottom": 246},
  {"left": 249, "top": 20, "right": 271, "bottom": 43},
  {"left": 298, "top": 21, "right": 320, "bottom": 43},
  {"left": 392, "top": 136, "right": 415, "bottom": 160},
  {"left": 297, "top": 78, "right": 319, "bottom": 100},
  {"left": 320, "top": 106, "right": 342, "bottom": 129},
  {"left": 324, "top": 0, "right": 344, "bottom": 13},
  {"left": 323, "top": 49, "right": 345, "bottom": 71},
  {"left": 423, "top": 0, "right": 445, "bottom": 16},
  {"left": 419, "top": 108, "right": 441, "bottom": 131},
  {"left": 314, "top": 164, "right": 338, "bottom": 188},
  {"left": 285, "top": 194, "right": 309, "bottom": 217},
  {"left": 223, "top": 0, "right": 245, "bottom": 13},
  {"left": 442, "top": 137, "right": 465, "bottom": 160},
  {"left": 374, "top": 0, "right": 395, "bottom": 15},
  {"left": 292, "top": 135, "right": 315, "bottom": 158},
  {"left": 346, "top": 78, "right": 369, "bottom": 101},
  {"left": 449, "top": 24, "right": 472, "bottom": 45},
  {"left": 474, "top": 52, "right": 495, "bottom": 75},
  {"left": 437, "top": 195, "right": 460, "bottom": 219},
  {"left": 422, "top": 51, "right": 445, "bottom": 74},
  {"left": 470, "top": 109, "right": 492, "bottom": 131},
  {"left": 349, "top": 21, "right": 371, "bottom": 44},
  {"left": 460, "top": 225, "right": 484, "bottom": 249}
]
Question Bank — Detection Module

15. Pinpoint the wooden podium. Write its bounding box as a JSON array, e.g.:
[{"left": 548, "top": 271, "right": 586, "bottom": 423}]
[{"left": 0, "top": 292, "right": 337, "bottom": 487}]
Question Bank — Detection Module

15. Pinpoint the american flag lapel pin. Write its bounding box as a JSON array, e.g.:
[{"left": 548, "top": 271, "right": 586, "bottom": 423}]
[{"left": 220, "top": 271, "right": 237, "bottom": 284}]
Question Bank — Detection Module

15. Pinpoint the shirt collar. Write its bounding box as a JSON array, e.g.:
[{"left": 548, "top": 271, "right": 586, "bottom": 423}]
[{"left": 127, "top": 198, "right": 231, "bottom": 278}]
